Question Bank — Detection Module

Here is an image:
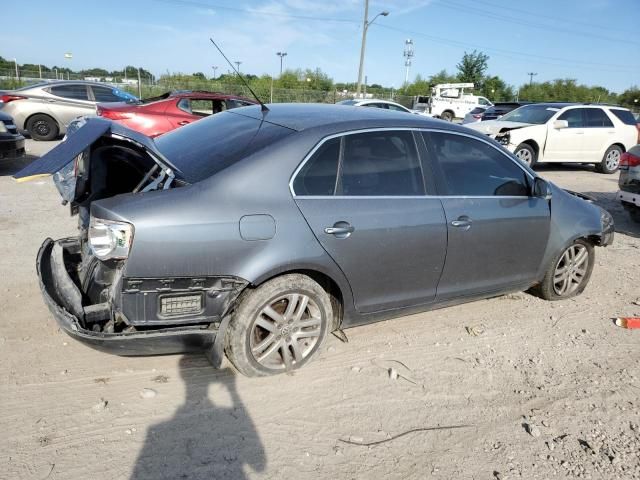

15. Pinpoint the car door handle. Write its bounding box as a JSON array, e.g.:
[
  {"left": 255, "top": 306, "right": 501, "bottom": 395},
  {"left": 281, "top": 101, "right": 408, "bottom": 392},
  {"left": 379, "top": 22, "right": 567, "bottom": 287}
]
[
  {"left": 324, "top": 223, "right": 355, "bottom": 238},
  {"left": 178, "top": 121, "right": 190, "bottom": 125},
  {"left": 451, "top": 216, "right": 472, "bottom": 229}
]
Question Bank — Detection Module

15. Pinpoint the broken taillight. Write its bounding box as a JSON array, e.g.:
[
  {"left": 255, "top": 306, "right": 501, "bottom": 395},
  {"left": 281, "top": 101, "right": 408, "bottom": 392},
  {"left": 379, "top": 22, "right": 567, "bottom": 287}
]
[
  {"left": 1, "top": 95, "right": 26, "bottom": 103},
  {"left": 98, "top": 108, "right": 135, "bottom": 120}
]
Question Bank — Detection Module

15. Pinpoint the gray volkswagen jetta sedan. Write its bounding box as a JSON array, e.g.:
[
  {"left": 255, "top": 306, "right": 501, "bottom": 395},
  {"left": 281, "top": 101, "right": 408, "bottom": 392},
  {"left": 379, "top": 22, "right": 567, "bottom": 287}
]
[{"left": 15, "top": 103, "right": 614, "bottom": 377}]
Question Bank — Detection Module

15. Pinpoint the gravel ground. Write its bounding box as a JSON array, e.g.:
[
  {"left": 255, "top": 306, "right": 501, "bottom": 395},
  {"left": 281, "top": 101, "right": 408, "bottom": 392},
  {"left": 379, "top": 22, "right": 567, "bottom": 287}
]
[{"left": 1, "top": 140, "right": 639, "bottom": 480}]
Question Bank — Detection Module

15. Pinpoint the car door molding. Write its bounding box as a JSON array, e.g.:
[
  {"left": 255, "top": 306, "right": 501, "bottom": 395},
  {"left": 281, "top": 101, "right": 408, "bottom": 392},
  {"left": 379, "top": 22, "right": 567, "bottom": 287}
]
[{"left": 289, "top": 127, "right": 536, "bottom": 199}]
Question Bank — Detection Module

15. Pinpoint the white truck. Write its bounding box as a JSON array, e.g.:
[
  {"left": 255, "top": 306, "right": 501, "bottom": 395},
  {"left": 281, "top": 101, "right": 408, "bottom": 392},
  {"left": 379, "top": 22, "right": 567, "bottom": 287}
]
[{"left": 412, "top": 83, "right": 492, "bottom": 122}]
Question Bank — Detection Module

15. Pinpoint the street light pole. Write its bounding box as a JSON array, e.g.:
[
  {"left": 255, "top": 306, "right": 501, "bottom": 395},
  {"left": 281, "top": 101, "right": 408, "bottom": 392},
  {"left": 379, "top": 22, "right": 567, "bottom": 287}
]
[
  {"left": 355, "top": 1, "right": 388, "bottom": 97},
  {"left": 13, "top": 58, "right": 19, "bottom": 81},
  {"left": 234, "top": 61, "right": 242, "bottom": 73},
  {"left": 527, "top": 72, "right": 538, "bottom": 86},
  {"left": 276, "top": 52, "right": 287, "bottom": 76},
  {"left": 211, "top": 66, "right": 218, "bottom": 79}
]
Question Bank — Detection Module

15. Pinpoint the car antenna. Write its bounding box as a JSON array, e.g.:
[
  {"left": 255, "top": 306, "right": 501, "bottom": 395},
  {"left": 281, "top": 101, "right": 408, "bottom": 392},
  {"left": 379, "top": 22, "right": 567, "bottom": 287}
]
[{"left": 209, "top": 37, "right": 269, "bottom": 113}]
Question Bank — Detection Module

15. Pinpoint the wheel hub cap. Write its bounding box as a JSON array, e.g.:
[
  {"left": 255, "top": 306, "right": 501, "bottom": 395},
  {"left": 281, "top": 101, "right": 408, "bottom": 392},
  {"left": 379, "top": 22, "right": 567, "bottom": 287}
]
[
  {"left": 605, "top": 150, "right": 620, "bottom": 170},
  {"left": 250, "top": 293, "right": 322, "bottom": 371}
]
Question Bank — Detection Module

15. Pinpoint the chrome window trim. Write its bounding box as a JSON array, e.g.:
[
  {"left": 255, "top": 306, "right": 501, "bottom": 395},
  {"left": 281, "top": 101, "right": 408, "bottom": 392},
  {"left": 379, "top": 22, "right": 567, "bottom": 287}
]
[{"left": 289, "top": 127, "right": 535, "bottom": 198}]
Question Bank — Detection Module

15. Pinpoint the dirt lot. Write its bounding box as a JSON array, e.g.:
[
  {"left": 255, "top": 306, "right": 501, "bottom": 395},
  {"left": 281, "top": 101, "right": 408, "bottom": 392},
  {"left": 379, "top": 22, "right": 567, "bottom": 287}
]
[{"left": 1, "top": 140, "right": 639, "bottom": 480}]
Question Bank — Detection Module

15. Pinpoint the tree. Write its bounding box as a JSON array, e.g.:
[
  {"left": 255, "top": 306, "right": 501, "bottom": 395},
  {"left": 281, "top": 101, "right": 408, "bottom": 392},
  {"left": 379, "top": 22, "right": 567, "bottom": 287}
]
[
  {"left": 481, "top": 75, "right": 514, "bottom": 101},
  {"left": 428, "top": 69, "right": 458, "bottom": 85},
  {"left": 618, "top": 86, "right": 640, "bottom": 110},
  {"left": 456, "top": 50, "right": 489, "bottom": 86}
]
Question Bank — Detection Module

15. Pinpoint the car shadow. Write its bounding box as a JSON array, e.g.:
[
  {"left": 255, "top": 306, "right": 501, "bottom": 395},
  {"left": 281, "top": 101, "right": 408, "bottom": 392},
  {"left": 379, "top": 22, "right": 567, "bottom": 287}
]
[
  {"left": 130, "top": 357, "right": 266, "bottom": 480},
  {"left": 0, "top": 154, "right": 39, "bottom": 177},
  {"left": 583, "top": 190, "right": 640, "bottom": 238}
]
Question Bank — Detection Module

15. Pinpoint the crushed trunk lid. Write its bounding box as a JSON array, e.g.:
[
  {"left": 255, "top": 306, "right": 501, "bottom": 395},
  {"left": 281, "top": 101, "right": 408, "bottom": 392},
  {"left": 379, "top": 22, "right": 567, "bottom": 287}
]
[{"left": 13, "top": 118, "right": 182, "bottom": 183}]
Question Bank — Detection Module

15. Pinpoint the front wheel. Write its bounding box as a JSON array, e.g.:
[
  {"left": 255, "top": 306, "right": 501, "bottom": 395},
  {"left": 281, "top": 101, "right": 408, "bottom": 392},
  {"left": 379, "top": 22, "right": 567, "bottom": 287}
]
[
  {"left": 531, "top": 239, "right": 594, "bottom": 300},
  {"left": 514, "top": 143, "right": 537, "bottom": 167},
  {"left": 225, "top": 274, "right": 332, "bottom": 377},
  {"left": 596, "top": 145, "right": 622, "bottom": 174},
  {"left": 26, "top": 114, "right": 59, "bottom": 141},
  {"left": 440, "top": 111, "right": 454, "bottom": 122}
]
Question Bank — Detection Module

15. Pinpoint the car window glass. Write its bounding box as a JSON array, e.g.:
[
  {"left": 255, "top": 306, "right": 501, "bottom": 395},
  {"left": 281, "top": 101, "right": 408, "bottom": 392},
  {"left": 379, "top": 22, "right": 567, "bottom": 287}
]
[
  {"left": 50, "top": 84, "right": 89, "bottom": 100},
  {"left": 478, "top": 97, "right": 490, "bottom": 106},
  {"left": 189, "top": 99, "right": 225, "bottom": 116},
  {"left": 609, "top": 109, "right": 637, "bottom": 125},
  {"left": 339, "top": 131, "right": 424, "bottom": 196},
  {"left": 226, "top": 99, "right": 253, "bottom": 109},
  {"left": 558, "top": 109, "right": 585, "bottom": 128},
  {"left": 177, "top": 98, "right": 192, "bottom": 114},
  {"left": 293, "top": 137, "right": 340, "bottom": 196},
  {"left": 387, "top": 104, "right": 409, "bottom": 113},
  {"left": 585, "top": 108, "right": 613, "bottom": 127},
  {"left": 426, "top": 132, "right": 529, "bottom": 197},
  {"left": 363, "top": 103, "right": 386, "bottom": 109},
  {"left": 92, "top": 86, "right": 122, "bottom": 102}
]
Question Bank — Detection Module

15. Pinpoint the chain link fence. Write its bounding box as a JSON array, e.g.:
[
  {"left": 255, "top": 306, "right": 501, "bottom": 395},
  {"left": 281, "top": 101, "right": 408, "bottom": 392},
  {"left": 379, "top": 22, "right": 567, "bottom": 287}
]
[{"left": 0, "top": 69, "right": 415, "bottom": 106}]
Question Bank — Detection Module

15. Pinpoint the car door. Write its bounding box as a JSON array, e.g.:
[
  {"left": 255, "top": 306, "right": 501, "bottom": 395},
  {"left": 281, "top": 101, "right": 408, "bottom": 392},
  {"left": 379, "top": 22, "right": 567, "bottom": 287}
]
[
  {"left": 423, "top": 131, "right": 550, "bottom": 299},
  {"left": 544, "top": 108, "right": 586, "bottom": 161},
  {"left": 293, "top": 130, "right": 447, "bottom": 313},
  {"left": 46, "top": 84, "right": 95, "bottom": 128},
  {"left": 583, "top": 108, "right": 616, "bottom": 161}
]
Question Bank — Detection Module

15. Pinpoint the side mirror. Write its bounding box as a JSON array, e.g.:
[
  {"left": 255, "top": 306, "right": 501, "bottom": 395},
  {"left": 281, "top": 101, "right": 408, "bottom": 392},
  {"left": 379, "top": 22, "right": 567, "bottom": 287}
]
[
  {"left": 533, "top": 177, "right": 552, "bottom": 200},
  {"left": 553, "top": 119, "right": 568, "bottom": 129}
]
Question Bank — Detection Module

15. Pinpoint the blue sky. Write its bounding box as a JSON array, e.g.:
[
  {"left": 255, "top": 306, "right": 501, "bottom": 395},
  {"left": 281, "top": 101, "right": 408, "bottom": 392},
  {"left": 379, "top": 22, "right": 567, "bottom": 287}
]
[{"left": 6, "top": 0, "right": 640, "bottom": 93}]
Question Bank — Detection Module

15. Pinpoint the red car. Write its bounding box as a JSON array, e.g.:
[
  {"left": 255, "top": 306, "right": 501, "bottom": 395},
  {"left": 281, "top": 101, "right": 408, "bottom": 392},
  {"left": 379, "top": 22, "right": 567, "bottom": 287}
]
[{"left": 96, "top": 91, "right": 256, "bottom": 137}]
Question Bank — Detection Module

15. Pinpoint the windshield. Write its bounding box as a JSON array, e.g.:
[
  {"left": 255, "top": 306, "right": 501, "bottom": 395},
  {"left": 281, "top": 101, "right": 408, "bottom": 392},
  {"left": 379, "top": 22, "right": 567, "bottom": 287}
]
[
  {"left": 499, "top": 104, "right": 559, "bottom": 124},
  {"left": 155, "top": 111, "right": 293, "bottom": 183}
]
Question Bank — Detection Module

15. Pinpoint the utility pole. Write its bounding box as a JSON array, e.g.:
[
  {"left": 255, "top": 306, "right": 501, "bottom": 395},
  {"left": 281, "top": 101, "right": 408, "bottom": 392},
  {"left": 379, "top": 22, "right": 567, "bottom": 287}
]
[
  {"left": 356, "top": 0, "right": 389, "bottom": 97},
  {"left": 234, "top": 61, "right": 242, "bottom": 73},
  {"left": 211, "top": 66, "right": 218, "bottom": 78},
  {"left": 137, "top": 68, "right": 142, "bottom": 98},
  {"left": 13, "top": 58, "right": 19, "bottom": 81},
  {"left": 276, "top": 52, "right": 287, "bottom": 76},
  {"left": 403, "top": 39, "right": 414, "bottom": 85},
  {"left": 527, "top": 72, "right": 537, "bottom": 86},
  {"left": 38, "top": 64, "right": 42, "bottom": 80}
]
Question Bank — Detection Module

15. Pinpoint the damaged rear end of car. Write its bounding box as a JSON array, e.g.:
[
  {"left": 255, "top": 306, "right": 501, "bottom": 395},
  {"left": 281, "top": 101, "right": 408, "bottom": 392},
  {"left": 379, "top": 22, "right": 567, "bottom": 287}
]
[{"left": 17, "top": 118, "right": 248, "bottom": 355}]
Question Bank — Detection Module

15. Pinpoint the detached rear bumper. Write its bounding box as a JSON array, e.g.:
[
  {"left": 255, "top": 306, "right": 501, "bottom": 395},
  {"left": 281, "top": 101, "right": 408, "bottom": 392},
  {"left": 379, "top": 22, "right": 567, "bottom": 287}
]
[{"left": 36, "top": 238, "right": 216, "bottom": 355}]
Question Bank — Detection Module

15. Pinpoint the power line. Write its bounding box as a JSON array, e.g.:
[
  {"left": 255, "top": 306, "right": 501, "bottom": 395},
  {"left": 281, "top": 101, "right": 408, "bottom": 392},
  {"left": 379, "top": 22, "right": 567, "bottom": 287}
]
[
  {"left": 154, "top": 0, "right": 359, "bottom": 23},
  {"left": 433, "top": 0, "right": 639, "bottom": 47},
  {"left": 375, "top": 24, "right": 637, "bottom": 73}
]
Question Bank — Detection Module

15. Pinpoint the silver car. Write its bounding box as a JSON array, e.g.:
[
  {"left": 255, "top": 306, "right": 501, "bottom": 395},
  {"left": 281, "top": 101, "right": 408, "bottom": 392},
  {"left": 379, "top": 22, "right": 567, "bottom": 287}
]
[
  {"left": 462, "top": 106, "right": 488, "bottom": 125},
  {"left": 0, "top": 81, "right": 137, "bottom": 141}
]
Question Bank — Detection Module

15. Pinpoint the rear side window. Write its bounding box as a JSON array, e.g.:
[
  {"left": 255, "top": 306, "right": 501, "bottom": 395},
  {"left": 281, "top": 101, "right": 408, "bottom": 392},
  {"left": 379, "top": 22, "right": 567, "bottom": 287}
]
[
  {"left": 92, "top": 86, "right": 123, "bottom": 102},
  {"left": 585, "top": 108, "right": 614, "bottom": 127},
  {"left": 469, "top": 107, "right": 486, "bottom": 115},
  {"left": 50, "top": 84, "right": 89, "bottom": 100},
  {"left": 339, "top": 131, "right": 424, "bottom": 196},
  {"left": 609, "top": 109, "right": 637, "bottom": 126},
  {"left": 293, "top": 137, "right": 340, "bottom": 196},
  {"left": 558, "top": 108, "right": 585, "bottom": 128},
  {"left": 426, "top": 132, "right": 529, "bottom": 197}
]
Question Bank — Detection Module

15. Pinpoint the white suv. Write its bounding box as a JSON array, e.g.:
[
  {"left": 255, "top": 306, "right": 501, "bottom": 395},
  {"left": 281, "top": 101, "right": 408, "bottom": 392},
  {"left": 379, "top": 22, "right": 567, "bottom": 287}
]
[{"left": 467, "top": 103, "right": 639, "bottom": 173}]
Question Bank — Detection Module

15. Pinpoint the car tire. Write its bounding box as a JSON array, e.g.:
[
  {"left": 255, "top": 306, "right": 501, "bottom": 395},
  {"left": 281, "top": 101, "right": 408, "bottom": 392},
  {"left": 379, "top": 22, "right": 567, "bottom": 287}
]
[
  {"left": 225, "top": 274, "right": 332, "bottom": 377},
  {"left": 514, "top": 143, "right": 537, "bottom": 167},
  {"left": 596, "top": 145, "right": 623, "bottom": 174},
  {"left": 531, "top": 239, "right": 595, "bottom": 301},
  {"left": 440, "top": 111, "right": 454, "bottom": 122},
  {"left": 26, "top": 114, "right": 59, "bottom": 141}
]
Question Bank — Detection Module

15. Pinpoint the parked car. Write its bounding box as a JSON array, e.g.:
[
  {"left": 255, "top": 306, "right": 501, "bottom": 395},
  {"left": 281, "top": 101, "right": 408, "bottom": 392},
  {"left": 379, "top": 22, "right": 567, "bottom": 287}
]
[
  {"left": 0, "top": 111, "right": 25, "bottom": 161},
  {"left": 0, "top": 81, "right": 137, "bottom": 141},
  {"left": 617, "top": 144, "right": 640, "bottom": 222},
  {"left": 16, "top": 104, "right": 614, "bottom": 377},
  {"left": 96, "top": 91, "right": 257, "bottom": 137},
  {"left": 467, "top": 103, "right": 639, "bottom": 173},
  {"left": 338, "top": 99, "right": 432, "bottom": 117},
  {"left": 462, "top": 106, "right": 487, "bottom": 124},
  {"left": 481, "top": 102, "right": 532, "bottom": 121}
]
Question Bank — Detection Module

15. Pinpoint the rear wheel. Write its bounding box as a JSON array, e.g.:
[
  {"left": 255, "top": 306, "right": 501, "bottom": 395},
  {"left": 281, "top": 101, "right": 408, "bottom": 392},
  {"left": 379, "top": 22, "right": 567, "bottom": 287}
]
[
  {"left": 514, "top": 143, "right": 537, "bottom": 167},
  {"left": 225, "top": 274, "right": 332, "bottom": 377},
  {"left": 26, "top": 114, "right": 59, "bottom": 141},
  {"left": 595, "top": 145, "right": 622, "bottom": 174},
  {"left": 531, "top": 239, "right": 594, "bottom": 300},
  {"left": 440, "top": 111, "right": 454, "bottom": 122}
]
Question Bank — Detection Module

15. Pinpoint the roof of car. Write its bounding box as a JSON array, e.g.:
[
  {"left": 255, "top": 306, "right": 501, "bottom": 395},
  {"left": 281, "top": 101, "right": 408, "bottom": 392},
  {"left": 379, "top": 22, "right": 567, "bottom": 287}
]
[{"left": 229, "top": 103, "right": 459, "bottom": 133}]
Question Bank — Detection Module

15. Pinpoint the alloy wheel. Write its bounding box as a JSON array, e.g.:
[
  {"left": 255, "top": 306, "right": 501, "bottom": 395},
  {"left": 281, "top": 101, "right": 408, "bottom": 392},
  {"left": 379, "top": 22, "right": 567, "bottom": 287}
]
[
  {"left": 605, "top": 149, "right": 621, "bottom": 171},
  {"left": 515, "top": 148, "right": 533, "bottom": 165},
  {"left": 250, "top": 293, "right": 322, "bottom": 371},
  {"left": 553, "top": 244, "right": 589, "bottom": 296}
]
